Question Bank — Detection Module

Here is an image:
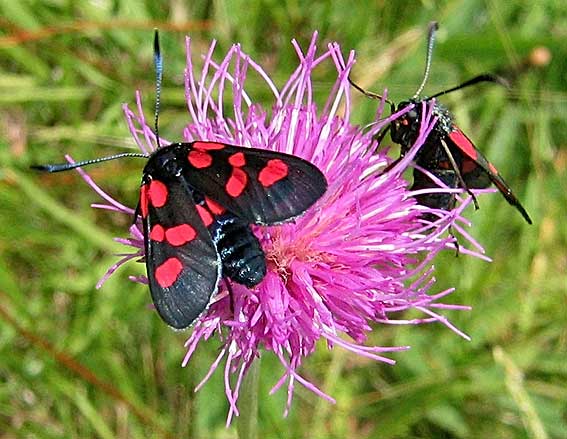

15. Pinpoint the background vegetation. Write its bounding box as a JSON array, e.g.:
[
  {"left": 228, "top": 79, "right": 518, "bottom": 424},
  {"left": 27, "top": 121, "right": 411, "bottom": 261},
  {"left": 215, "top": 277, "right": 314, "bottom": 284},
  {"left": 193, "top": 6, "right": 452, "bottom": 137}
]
[{"left": 1, "top": 1, "right": 565, "bottom": 438}]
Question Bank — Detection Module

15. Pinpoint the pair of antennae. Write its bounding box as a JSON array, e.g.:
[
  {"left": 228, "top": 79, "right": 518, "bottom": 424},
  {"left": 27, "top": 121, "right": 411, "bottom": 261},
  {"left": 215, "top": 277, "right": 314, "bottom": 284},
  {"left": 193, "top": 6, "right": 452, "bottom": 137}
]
[
  {"left": 32, "top": 30, "right": 165, "bottom": 173},
  {"left": 349, "top": 21, "right": 507, "bottom": 105},
  {"left": 416, "top": 21, "right": 508, "bottom": 97}
]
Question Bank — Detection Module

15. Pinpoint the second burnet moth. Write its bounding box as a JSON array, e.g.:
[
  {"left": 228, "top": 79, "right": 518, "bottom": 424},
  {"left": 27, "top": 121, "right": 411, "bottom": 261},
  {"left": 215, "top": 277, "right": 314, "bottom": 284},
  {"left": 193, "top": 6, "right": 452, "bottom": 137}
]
[
  {"left": 349, "top": 21, "right": 532, "bottom": 225},
  {"left": 32, "top": 31, "right": 328, "bottom": 329}
]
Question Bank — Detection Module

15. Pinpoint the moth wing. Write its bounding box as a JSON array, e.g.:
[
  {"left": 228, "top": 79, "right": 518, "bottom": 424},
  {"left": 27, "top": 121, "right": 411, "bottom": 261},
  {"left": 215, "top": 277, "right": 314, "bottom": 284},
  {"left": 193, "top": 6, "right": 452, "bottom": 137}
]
[
  {"left": 181, "top": 141, "right": 327, "bottom": 225},
  {"left": 140, "top": 175, "right": 221, "bottom": 329}
]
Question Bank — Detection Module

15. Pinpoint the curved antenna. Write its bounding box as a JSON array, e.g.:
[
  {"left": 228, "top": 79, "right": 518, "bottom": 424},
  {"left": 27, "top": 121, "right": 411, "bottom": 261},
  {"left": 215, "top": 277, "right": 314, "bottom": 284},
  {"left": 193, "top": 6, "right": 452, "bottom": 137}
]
[
  {"left": 413, "top": 21, "right": 439, "bottom": 99},
  {"left": 31, "top": 152, "right": 149, "bottom": 173},
  {"left": 427, "top": 73, "right": 509, "bottom": 100},
  {"left": 153, "top": 29, "right": 163, "bottom": 149},
  {"left": 348, "top": 75, "right": 395, "bottom": 106}
]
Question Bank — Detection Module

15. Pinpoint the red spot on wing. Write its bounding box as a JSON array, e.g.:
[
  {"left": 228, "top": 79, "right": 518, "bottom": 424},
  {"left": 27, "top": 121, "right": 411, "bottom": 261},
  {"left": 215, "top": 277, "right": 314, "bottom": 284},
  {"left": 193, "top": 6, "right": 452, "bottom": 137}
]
[
  {"left": 155, "top": 257, "right": 183, "bottom": 288},
  {"left": 196, "top": 204, "right": 214, "bottom": 227},
  {"left": 449, "top": 129, "right": 478, "bottom": 161},
  {"left": 165, "top": 224, "right": 197, "bottom": 246},
  {"left": 193, "top": 141, "right": 226, "bottom": 151},
  {"left": 140, "top": 184, "right": 149, "bottom": 218},
  {"left": 205, "top": 197, "right": 226, "bottom": 215},
  {"left": 188, "top": 150, "right": 213, "bottom": 168},
  {"left": 488, "top": 161, "right": 499, "bottom": 175},
  {"left": 226, "top": 168, "right": 248, "bottom": 197},
  {"left": 148, "top": 180, "right": 168, "bottom": 207},
  {"left": 258, "top": 159, "right": 289, "bottom": 187},
  {"left": 149, "top": 224, "right": 165, "bottom": 241},
  {"left": 228, "top": 152, "right": 246, "bottom": 167}
]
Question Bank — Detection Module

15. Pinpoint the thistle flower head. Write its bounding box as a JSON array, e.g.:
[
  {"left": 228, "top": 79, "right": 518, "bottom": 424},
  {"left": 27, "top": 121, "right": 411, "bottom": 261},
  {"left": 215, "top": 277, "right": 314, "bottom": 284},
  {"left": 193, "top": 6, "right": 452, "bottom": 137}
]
[{"left": 71, "top": 32, "right": 488, "bottom": 422}]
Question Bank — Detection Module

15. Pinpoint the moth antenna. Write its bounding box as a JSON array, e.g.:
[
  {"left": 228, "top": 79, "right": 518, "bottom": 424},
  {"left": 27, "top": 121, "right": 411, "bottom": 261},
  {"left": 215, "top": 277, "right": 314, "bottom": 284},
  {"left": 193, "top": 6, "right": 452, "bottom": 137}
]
[
  {"left": 153, "top": 29, "right": 163, "bottom": 149},
  {"left": 31, "top": 33, "right": 162, "bottom": 174},
  {"left": 31, "top": 153, "right": 149, "bottom": 173},
  {"left": 348, "top": 76, "right": 395, "bottom": 106},
  {"left": 427, "top": 73, "right": 509, "bottom": 100},
  {"left": 413, "top": 21, "right": 439, "bottom": 99}
]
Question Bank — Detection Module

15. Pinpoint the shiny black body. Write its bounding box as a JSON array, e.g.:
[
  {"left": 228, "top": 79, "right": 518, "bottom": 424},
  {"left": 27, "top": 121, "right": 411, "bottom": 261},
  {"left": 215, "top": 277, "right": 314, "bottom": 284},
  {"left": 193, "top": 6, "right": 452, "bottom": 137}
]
[
  {"left": 411, "top": 168, "right": 459, "bottom": 214},
  {"left": 207, "top": 212, "right": 266, "bottom": 287},
  {"left": 170, "top": 175, "right": 266, "bottom": 288}
]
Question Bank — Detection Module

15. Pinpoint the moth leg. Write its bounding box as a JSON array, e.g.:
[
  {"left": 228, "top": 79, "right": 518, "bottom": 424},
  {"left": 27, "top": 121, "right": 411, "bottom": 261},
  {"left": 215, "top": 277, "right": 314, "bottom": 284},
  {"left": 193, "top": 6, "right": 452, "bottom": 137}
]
[
  {"left": 449, "top": 226, "right": 460, "bottom": 257},
  {"left": 439, "top": 139, "right": 479, "bottom": 209}
]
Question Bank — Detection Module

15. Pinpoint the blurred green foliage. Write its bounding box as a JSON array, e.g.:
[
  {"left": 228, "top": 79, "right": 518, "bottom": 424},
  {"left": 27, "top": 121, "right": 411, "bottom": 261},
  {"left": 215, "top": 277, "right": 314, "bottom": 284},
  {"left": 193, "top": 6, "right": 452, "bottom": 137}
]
[{"left": 1, "top": 1, "right": 565, "bottom": 438}]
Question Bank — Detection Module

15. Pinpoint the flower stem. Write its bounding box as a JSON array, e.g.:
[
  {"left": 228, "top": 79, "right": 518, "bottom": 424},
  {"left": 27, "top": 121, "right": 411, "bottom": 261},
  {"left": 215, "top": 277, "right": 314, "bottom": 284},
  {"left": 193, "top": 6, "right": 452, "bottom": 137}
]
[{"left": 236, "top": 358, "right": 260, "bottom": 439}]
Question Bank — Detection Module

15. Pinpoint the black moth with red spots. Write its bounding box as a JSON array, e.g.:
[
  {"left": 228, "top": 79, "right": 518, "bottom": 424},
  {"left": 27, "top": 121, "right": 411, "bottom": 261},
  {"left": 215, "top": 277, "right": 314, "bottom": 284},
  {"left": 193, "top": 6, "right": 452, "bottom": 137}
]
[
  {"left": 34, "top": 140, "right": 327, "bottom": 329},
  {"left": 350, "top": 22, "right": 532, "bottom": 224},
  {"left": 389, "top": 98, "right": 532, "bottom": 224},
  {"left": 138, "top": 141, "right": 327, "bottom": 328},
  {"left": 31, "top": 31, "right": 328, "bottom": 330}
]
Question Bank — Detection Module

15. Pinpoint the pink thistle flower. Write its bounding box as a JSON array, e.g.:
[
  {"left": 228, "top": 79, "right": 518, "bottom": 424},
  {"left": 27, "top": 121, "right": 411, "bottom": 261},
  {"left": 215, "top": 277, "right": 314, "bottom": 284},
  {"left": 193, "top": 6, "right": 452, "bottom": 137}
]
[{"left": 70, "top": 33, "right": 488, "bottom": 422}]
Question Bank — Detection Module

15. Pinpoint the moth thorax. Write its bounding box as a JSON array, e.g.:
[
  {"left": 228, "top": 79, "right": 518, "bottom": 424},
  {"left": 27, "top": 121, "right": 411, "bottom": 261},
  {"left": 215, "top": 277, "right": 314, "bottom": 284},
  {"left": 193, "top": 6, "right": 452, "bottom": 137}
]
[{"left": 429, "top": 101, "right": 454, "bottom": 133}]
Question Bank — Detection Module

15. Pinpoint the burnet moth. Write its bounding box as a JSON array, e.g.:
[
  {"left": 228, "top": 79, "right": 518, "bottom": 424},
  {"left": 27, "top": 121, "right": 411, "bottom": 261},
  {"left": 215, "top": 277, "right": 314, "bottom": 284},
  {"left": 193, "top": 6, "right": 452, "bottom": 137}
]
[
  {"left": 32, "top": 31, "right": 328, "bottom": 329},
  {"left": 350, "top": 22, "right": 532, "bottom": 224}
]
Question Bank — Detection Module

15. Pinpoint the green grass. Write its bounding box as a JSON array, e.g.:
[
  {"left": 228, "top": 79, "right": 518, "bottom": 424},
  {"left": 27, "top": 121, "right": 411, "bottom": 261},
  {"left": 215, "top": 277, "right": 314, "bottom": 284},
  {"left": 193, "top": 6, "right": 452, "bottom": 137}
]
[{"left": 1, "top": 1, "right": 565, "bottom": 438}]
